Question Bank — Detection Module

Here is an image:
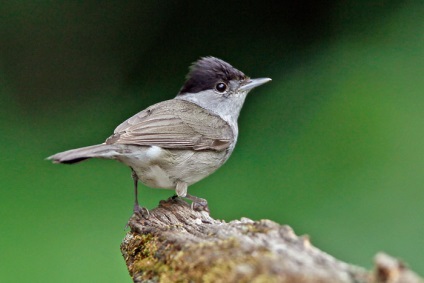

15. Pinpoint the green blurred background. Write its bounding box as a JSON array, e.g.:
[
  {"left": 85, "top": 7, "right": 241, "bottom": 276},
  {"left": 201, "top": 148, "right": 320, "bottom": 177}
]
[{"left": 1, "top": 1, "right": 423, "bottom": 282}]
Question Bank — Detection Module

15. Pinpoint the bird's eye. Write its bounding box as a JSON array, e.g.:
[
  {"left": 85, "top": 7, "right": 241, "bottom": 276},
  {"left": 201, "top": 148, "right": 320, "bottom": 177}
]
[{"left": 215, "top": 82, "right": 227, "bottom": 93}]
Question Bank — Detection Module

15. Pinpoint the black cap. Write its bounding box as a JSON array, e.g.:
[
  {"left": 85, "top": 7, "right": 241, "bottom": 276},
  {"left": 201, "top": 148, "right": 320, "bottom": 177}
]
[{"left": 178, "top": 57, "right": 247, "bottom": 95}]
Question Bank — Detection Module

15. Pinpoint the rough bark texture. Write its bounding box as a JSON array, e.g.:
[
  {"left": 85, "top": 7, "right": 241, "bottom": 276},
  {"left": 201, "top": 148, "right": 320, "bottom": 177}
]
[{"left": 121, "top": 197, "right": 423, "bottom": 283}]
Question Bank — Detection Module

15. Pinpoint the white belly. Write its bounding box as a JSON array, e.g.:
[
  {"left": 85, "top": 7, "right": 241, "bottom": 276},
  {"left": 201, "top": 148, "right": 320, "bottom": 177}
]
[
  {"left": 117, "top": 145, "right": 229, "bottom": 190},
  {"left": 141, "top": 164, "right": 174, "bottom": 188}
]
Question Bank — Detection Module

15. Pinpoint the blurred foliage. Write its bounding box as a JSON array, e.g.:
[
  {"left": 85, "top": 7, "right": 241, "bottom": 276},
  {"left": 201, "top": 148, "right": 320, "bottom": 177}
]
[{"left": 1, "top": 1, "right": 423, "bottom": 282}]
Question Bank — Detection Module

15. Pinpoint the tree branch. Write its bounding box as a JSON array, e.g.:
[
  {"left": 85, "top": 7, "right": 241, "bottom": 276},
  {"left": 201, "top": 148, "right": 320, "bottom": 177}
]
[{"left": 121, "top": 197, "right": 423, "bottom": 283}]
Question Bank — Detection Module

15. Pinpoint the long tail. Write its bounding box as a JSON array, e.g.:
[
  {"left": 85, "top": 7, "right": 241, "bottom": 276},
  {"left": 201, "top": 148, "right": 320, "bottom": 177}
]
[{"left": 47, "top": 144, "right": 121, "bottom": 164}]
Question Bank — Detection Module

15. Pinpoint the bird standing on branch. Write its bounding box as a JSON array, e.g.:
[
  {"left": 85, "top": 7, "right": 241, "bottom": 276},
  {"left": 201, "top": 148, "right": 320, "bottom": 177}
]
[{"left": 48, "top": 57, "right": 271, "bottom": 215}]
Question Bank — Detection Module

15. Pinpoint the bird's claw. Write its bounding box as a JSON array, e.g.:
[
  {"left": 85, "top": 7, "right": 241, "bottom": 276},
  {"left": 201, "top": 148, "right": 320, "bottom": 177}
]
[
  {"left": 191, "top": 200, "right": 210, "bottom": 213},
  {"left": 125, "top": 205, "right": 150, "bottom": 230},
  {"left": 134, "top": 204, "right": 150, "bottom": 218}
]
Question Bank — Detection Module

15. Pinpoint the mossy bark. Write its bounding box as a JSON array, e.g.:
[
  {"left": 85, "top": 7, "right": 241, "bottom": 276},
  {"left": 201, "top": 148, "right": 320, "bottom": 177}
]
[{"left": 121, "top": 197, "right": 423, "bottom": 283}]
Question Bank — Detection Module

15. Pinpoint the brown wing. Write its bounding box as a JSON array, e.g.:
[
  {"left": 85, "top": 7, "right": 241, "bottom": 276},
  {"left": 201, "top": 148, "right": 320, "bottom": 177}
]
[{"left": 105, "top": 99, "right": 233, "bottom": 151}]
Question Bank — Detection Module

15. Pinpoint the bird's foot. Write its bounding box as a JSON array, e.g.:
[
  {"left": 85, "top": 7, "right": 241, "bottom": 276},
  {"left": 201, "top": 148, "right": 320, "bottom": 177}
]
[
  {"left": 185, "top": 193, "right": 210, "bottom": 213},
  {"left": 125, "top": 204, "right": 150, "bottom": 229},
  {"left": 191, "top": 200, "right": 210, "bottom": 213},
  {"left": 134, "top": 204, "right": 150, "bottom": 218}
]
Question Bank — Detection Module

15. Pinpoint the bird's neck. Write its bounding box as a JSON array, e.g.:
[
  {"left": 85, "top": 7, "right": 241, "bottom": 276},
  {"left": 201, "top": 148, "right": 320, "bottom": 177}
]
[{"left": 175, "top": 90, "right": 248, "bottom": 132}]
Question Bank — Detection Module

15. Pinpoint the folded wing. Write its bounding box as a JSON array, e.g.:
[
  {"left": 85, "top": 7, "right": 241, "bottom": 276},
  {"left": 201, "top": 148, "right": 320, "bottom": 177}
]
[{"left": 105, "top": 99, "right": 233, "bottom": 151}]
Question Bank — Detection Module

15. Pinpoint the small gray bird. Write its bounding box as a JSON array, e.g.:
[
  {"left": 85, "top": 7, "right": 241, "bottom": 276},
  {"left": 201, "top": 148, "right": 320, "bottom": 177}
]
[{"left": 48, "top": 57, "right": 271, "bottom": 215}]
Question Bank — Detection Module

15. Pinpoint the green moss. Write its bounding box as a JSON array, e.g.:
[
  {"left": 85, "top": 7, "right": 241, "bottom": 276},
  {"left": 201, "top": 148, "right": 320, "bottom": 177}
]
[{"left": 127, "top": 232, "right": 283, "bottom": 282}]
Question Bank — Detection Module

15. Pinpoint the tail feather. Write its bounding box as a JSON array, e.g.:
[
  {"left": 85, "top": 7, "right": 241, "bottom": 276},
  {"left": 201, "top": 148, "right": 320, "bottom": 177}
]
[{"left": 47, "top": 144, "right": 120, "bottom": 164}]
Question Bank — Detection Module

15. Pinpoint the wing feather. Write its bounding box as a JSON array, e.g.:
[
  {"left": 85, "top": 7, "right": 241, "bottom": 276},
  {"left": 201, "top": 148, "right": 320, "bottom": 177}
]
[{"left": 105, "top": 99, "right": 232, "bottom": 151}]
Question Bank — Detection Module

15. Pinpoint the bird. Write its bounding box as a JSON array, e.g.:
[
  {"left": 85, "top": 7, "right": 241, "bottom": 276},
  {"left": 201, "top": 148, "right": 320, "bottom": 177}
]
[{"left": 48, "top": 56, "right": 271, "bottom": 215}]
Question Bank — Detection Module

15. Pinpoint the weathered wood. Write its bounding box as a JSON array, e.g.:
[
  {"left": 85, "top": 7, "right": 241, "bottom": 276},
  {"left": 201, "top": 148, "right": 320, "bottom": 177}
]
[{"left": 121, "top": 197, "right": 423, "bottom": 283}]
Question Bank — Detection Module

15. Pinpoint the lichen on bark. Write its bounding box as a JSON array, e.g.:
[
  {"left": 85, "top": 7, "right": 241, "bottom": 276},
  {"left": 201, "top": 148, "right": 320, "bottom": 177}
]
[{"left": 120, "top": 197, "right": 423, "bottom": 283}]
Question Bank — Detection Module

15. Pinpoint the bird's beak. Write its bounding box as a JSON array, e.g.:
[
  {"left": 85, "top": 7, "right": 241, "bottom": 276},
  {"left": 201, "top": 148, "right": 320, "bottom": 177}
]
[{"left": 239, "top": 78, "right": 272, "bottom": 92}]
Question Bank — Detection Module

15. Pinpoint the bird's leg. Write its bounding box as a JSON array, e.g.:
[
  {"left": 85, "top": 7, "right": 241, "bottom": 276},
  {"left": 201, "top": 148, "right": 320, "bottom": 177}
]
[
  {"left": 175, "top": 181, "right": 188, "bottom": 198},
  {"left": 175, "top": 181, "right": 209, "bottom": 212},
  {"left": 131, "top": 169, "right": 149, "bottom": 218}
]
